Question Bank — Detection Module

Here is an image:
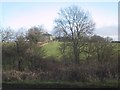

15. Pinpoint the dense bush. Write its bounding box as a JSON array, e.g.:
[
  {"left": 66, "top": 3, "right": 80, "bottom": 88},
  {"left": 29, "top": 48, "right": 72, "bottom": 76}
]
[{"left": 3, "top": 56, "right": 118, "bottom": 82}]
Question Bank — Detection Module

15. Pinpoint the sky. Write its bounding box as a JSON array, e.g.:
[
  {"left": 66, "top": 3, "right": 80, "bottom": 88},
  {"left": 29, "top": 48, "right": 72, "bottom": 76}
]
[{"left": 0, "top": 0, "right": 119, "bottom": 41}]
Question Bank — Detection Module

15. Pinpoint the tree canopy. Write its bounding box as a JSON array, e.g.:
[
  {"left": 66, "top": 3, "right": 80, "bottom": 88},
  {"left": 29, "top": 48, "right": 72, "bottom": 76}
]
[{"left": 54, "top": 5, "right": 95, "bottom": 64}]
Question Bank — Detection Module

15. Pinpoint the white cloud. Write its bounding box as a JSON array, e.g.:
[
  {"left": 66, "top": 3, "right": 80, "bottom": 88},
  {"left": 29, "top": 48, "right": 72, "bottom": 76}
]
[{"left": 95, "top": 26, "right": 118, "bottom": 41}]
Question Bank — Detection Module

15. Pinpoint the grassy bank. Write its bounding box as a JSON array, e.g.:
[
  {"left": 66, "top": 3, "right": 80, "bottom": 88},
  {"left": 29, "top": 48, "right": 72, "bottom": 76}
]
[
  {"left": 42, "top": 41, "right": 62, "bottom": 60},
  {"left": 2, "top": 80, "right": 119, "bottom": 89}
]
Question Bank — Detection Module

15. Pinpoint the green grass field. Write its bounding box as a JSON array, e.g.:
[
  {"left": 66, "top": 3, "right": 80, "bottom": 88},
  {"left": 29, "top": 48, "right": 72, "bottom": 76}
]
[
  {"left": 42, "top": 41, "right": 62, "bottom": 60},
  {"left": 41, "top": 41, "right": 120, "bottom": 60}
]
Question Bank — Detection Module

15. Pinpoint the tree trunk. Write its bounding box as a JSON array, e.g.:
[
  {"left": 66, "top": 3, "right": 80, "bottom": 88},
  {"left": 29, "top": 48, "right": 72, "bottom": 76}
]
[{"left": 73, "top": 42, "right": 79, "bottom": 64}]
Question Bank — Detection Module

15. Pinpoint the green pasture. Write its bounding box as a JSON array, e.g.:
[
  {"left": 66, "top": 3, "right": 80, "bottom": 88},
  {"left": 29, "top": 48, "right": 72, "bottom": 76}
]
[
  {"left": 41, "top": 41, "right": 62, "bottom": 60},
  {"left": 41, "top": 41, "right": 120, "bottom": 60}
]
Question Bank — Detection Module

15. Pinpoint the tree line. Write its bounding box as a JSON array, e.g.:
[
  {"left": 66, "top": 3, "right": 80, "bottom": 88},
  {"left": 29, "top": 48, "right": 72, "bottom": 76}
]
[{"left": 2, "top": 5, "right": 119, "bottom": 83}]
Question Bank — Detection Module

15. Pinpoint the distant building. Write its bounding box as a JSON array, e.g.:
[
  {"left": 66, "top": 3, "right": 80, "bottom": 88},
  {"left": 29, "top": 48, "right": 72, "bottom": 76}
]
[{"left": 42, "top": 33, "right": 53, "bottom": 42}]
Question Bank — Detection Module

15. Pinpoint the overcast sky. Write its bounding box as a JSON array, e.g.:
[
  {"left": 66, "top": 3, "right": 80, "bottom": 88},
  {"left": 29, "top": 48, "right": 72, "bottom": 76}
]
[{"left": 0, "top": 0, "right": 118, "bottom": 40}]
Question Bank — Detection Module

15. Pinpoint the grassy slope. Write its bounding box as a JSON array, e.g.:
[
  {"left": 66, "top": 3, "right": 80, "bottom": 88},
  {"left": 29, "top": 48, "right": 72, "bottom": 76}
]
[
  {"left": 41, "top": 42, "right": 120, "bottom": 60},
  {"left": 42, "top": 41, "right": 62, "bottom": 60}
]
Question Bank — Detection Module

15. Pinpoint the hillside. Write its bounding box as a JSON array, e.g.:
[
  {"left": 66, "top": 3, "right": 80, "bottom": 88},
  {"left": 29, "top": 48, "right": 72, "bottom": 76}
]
[{"left": 41, "top": 41, "right": 62, "bottom": 60}]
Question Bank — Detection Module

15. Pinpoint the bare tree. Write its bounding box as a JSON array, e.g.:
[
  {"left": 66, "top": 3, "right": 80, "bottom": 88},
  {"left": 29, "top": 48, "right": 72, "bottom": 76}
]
[
  {"left": 1, "top": 27, "right": 15, "bottom": 42},
  {"left": 90, "top": 35, "right": 115, "bottom": 62},
  {"left": 54, "top": 5, "right": 95, "bottom": 64},
  {"left": 26, "top": 26, "right": 43, "bottom": 44}
]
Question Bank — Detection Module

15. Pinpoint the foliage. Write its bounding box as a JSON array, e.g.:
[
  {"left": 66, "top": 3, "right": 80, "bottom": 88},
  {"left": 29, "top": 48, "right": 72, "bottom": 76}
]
[
  {"left": 26, "top": 26, "right": 43, "bottom": 44},
  {"left": 2, "top": 30, "right": 45, "bottom": 71},
  {"left": 1, "top": 27, "right": 15, "bottom": 42}
]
